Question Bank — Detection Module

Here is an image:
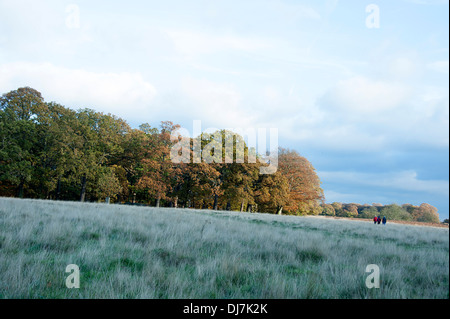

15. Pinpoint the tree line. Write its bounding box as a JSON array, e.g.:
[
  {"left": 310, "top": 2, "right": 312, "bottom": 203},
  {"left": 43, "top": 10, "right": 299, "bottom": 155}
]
[
  {"left": 0, "top": 87, "right": 441, "bottom": 222},
  {"left": 319, "top": 202, "right": 440, "bottom": 223},
  {"left": 0, "top": 87, "right": 324, "bottom": 215}
]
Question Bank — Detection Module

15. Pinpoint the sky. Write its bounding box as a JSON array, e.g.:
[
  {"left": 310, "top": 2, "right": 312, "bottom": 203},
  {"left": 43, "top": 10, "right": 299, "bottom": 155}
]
[{"left": 0, "top": 0, "right": 448, "bottom": 219}]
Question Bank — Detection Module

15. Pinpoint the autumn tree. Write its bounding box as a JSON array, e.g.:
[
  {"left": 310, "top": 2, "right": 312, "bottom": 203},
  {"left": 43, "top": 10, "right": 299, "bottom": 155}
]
[
  {"left": 409, "top": 203, "right": 440, "bottom": 223},
  {"left": 278, "top": 148, "right": 324, "bottom": 214},
  {"left": 136, "top": 121, "right": 181, "bottom": 207}
]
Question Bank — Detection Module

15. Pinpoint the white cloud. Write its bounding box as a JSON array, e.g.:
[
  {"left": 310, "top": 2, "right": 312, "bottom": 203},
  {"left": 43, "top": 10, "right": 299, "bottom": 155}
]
[
  {"left": 324, "top": 76, "right": 411, "bottom": 114},
  {"left": 180, "top": 77, "right": 252, "bottom": 128},
  {"left": 0, "top": 62, "right": 157, "bottom": 122},
  {"left": 314, "top": 73, "right": 449, "bottom": 150}
]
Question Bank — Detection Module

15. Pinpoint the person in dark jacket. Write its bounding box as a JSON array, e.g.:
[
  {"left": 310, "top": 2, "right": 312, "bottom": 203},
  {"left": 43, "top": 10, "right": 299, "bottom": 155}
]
[
  {"left": 382, "top": 216, "right": 387, "bottom": 225},
  {"left": 377, "top": 216, "right": 381, "bottom": 224}
]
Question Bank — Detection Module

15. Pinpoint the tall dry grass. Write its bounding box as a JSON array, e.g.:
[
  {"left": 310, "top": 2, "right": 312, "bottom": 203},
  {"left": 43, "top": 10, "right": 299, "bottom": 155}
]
[{"left": 0, "top": 197, "right": 448, "bottom": 298}]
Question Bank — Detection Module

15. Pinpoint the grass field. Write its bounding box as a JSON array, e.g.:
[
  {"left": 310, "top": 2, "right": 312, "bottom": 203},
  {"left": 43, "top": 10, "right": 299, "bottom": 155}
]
[{"left": 0, "top": 197, "right": 448, "bottom": 299}]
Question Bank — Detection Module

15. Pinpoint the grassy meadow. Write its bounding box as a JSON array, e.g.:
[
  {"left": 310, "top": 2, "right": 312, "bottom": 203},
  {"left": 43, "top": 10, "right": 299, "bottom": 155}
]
[{"left": 0, "top": 197, "right": 448, "bottom": 299}]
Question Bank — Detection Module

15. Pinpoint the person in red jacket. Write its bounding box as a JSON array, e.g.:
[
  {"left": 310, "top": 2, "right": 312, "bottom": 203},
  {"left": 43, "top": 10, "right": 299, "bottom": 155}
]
[{"left": 373, "top": 216, "right": 378, "bottom": 224}]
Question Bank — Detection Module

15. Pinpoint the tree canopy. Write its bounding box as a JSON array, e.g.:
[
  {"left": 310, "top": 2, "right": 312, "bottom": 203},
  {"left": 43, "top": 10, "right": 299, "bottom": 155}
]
[{"left": 0, "top": 87, "right": 325, "bottom": 215}]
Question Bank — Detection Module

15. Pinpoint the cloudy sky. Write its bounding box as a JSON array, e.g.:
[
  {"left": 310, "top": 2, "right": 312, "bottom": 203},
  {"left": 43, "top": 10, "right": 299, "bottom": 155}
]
[{"left": 0, "top": 0, "right": 448, "bottom": 219}]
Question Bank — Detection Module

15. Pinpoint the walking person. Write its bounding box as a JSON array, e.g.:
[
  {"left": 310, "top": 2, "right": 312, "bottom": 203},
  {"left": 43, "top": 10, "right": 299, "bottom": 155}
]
[
  {"left": 373, "top": 216, "right": 378, "bottom": 224},
  {"left": 377, "top": 216, "right": 381, "bottom": 224},
  {"left": 382, "top": 216, "right": 387, "bottom": 225}
]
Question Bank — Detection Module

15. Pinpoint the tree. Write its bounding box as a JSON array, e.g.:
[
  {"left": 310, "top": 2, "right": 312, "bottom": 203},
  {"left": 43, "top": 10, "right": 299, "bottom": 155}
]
[
  {"left": 136, "top": 122, "right": 180, "bottom": 207},
  {"left": 277, "top": 147, "right": 324, "bottom": 214},
  {"left": 342, "top": 203, "right": 359, "bottom": 218},
  {"left": 220, "top": 162, "right": 259, "bottom": 212},
  {"left": 32, "top": 102, "right": 80, "bottom": 199},
  {"left": 0, "top": 87, "right": 48, "bottom": 197},
  {"left": 298, "top": 200, "right": 323, "bottom": 215},
  {"left": 380, "top": 204, "right": 412, "bottom": 221},
  {"left": 359, "top": 206, "right": 379, "bottom": 219},
  {"left": 95, "top": 167, "right": 122, "bottom": 202},
  {"left": 0, "top": 87, "right": 47, "bottom": 121},
  {"left": 416, "top": 203, "right": 440, "bottom": 223},
  {"left": 255, "top": 170, "right": 289, "bottom": 214},
  {"left": 117, "top": 128, "right": 150, "bottom": 200},
  {"left": 331, "top": 202, "right": 344, "bottom": 216},
  {"left": 73, "top": 109, "right": 130, "bottom": 202},
  {"left": 321, "top": 204, "right": 336, "bottom": 216}
]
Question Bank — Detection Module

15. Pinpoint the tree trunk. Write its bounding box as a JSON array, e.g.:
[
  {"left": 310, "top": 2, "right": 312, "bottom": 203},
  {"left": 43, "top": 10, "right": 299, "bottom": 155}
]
[
  {"left": 80, "top": 174, "right": 87, "bottom": 202},
  {"left": 247, "top": 204, "right": 252, "bottom": 213},
  {"left": 155, "top": 194, "right": 161, "bottom": 207},
  {"left": 240, "top": 200, "right": 245, "bottom": 212},
  {"left": 213, "top": 194, "right": 218, "bottom": 210},
  {"left": 56, "top": 178, "right": 61, "bottom": 200},
  {"left": 174, "top": 196, "right": 178, "bottom": 208},
  {"left": 277, "top": 205, "right": 283, "bottom": 215},
  {"left": 17, "top": 181, "right": 24, "bottom": 198}
]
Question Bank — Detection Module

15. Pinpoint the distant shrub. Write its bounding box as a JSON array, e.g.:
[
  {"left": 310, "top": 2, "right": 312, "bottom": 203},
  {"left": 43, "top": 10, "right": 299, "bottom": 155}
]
[
  {"left": 380, "top": 204, "right": 412, "bottom": 221},
  {"left": 331, "top": 202, "right": 343, "bottom": 216},
  {"left": 342, "top": 204, "right": 358, "bottom": 218},
  {"left": 359, "top": 206, "right": 379, "bottom": 219},
  {"left": 320, "top": 204, "right": 335, "bottom": 216},
  {"left": 416, "top": 203, "right": 440, "bottom": 223}
]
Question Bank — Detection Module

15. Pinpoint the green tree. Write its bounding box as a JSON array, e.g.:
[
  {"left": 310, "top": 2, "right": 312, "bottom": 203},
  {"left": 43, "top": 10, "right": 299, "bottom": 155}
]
[
  {"left": 255, "top": 170, "right": 289, "bottom": 214},
  {"left": 380, "top": 204, "right": 412, "bottom": 221},
  {"left": 341, "top": 203, "right": 359, "bottom": 218},
  {"left": 320, "top": 204, "right": 336, "bottom": 216},
  {"left": 359, "top": 206, "right": 379, "bottom": 219},
  {"left": 74, "top": 109, "right": 130, "bottom": 202},
  {"left": 331, "top": 202, "right": 344, "bottom": 217},
  {"left": 95, "top": 167, "right": 122, "bottom": 202},
  {"left": 0, "top": 87, "right": 47, "bottom": 197}
]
